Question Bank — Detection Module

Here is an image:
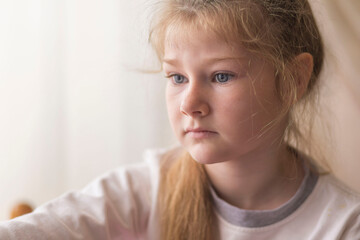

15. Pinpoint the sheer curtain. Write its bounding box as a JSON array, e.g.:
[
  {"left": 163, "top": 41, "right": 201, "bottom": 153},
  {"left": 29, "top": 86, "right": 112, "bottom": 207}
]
[{"left": 0, "top": 0, "right": 174, "bottom": 221}]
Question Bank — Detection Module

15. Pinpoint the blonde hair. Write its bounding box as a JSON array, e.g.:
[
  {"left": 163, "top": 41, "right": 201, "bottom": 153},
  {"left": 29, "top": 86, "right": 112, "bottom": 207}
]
[{"left": 150, "top": 0, "right": 325, "bottom": 239}]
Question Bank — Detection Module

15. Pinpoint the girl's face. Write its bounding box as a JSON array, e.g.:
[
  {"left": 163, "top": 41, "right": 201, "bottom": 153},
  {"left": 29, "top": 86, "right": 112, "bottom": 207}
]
[{"left": 163, "top": 28, "right": 287, "bottom": 164}]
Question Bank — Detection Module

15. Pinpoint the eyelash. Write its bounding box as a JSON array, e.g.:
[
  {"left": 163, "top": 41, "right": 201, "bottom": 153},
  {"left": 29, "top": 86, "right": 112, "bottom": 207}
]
[{"left": 164, "top": 72, "right": 235, "bottom": 85}]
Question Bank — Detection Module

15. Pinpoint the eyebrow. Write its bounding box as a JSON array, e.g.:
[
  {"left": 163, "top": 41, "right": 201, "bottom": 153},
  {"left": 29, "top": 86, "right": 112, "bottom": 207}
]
[{"left": 162, "top": 57, "right": 247, "bottom": 66}]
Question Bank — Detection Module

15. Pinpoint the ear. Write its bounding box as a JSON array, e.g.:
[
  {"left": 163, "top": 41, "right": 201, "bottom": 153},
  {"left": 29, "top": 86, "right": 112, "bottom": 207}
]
[{"left": 293, "top": 52, "right": 314, "bottom": 100}]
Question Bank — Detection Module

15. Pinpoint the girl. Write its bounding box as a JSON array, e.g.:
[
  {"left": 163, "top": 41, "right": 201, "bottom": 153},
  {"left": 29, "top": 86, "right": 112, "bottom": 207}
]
[{"left": 1, "top": 0, "right": 359, "bottom": 239}]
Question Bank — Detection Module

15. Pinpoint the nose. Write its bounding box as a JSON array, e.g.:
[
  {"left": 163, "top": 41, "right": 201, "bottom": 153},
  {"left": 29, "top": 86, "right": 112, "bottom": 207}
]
[{"left": 180, "top": 82, "right": 210, "bottom": 118}]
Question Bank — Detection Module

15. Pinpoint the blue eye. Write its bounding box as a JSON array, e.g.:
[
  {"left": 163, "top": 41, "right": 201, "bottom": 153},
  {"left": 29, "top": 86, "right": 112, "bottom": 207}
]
[
  {"left": 172, "top": 74, "right": 186, "bottom": 84},
  {"left": 215, "top": 73, "right": 231, "bottom": 83}
]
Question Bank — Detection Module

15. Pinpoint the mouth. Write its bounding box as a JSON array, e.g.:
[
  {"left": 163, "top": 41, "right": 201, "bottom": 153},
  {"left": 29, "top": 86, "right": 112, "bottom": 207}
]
[{"left": 184, "top": 128, "right": 217, "bottom": 139}]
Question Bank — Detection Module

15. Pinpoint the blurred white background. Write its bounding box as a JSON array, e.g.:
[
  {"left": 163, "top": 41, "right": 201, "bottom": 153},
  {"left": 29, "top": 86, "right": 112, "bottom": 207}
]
[
  {"left": 0, "top": 0, "right": 359, "bottom": 221},
  {"left": 0, "top": 0, "right": 176, "bottom": 221}
]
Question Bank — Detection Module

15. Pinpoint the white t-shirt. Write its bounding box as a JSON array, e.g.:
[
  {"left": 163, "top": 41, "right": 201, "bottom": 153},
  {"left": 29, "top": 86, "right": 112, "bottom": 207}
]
[{"left": 0, "top": 148, "right": 359, "bottom": 239}]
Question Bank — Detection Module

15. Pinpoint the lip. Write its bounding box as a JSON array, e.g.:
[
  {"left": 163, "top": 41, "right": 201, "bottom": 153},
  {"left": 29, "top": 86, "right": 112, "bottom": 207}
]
[{"left": 184, "top": 128, "right": 217, "bottom": 139}]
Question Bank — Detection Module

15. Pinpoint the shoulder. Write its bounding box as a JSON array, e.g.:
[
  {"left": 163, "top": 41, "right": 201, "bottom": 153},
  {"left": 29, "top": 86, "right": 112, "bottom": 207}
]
[
  {"left": 317, "top": 174, "right": 360, "bottom": 204},
  {"left": 300, "top": 151, "right": 360, "bottom": 219},
  {"left": 0, "top": 147, "right": 179, "bottom": 240},
  {"left": 308, "top": 174, "right": 360, "bottom": 239},
  {"left": 78, "top": 146, "right": 182, "bottom": 213},
  {"left": 81, "top": 146, "right": 179, "bottom": 201},
  {"left": 311, "top": 174, "right": 360, "bottom": 218}
]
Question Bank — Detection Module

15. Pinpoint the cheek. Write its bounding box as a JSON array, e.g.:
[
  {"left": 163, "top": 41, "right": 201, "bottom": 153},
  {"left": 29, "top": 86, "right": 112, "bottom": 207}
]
[
  {"left": 216, "top": 89, "right": 275, "bottom": 139},
  {"left": 254, "top": 83, "right": 283, "bottom": 123},
  {"left": 216, "top": 88, "right": 253, "bottom": 124},
  {"left": 165, "top": 89, "right": 181, "bottom": 129}
]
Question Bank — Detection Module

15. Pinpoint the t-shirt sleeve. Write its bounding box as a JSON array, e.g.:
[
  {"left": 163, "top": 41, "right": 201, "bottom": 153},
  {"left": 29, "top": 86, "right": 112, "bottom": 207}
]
[{"left": 0, "top": 163, "right": 152, "bottom": 240}]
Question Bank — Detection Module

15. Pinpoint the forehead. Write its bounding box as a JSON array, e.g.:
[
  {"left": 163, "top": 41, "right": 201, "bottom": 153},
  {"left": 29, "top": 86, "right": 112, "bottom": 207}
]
[{"left": 163, "top": 26, "right": 250, "bottom": 61}]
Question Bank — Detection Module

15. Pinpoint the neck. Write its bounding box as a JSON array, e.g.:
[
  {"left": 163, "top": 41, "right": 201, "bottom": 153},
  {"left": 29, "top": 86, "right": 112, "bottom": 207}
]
[{"left": 204, "top": 144, "right": 304, "bottom": 210}]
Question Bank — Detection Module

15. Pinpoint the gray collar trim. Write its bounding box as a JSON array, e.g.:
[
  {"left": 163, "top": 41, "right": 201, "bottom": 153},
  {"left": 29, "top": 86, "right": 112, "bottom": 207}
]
[{"left": 210, "top": 162, "right": 319, "bottom": 228}]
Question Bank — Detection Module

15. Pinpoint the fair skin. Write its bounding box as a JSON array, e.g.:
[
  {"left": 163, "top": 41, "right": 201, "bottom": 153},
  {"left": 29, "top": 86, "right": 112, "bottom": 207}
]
[{"left": 163, "top": 28, "right": 313, "bottom": 210}]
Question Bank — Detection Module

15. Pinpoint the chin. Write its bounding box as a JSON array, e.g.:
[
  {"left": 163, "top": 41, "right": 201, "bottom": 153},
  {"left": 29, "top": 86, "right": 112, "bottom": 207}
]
[{"left": 187, "top": 147, "right": 227, "bottom": 165}]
